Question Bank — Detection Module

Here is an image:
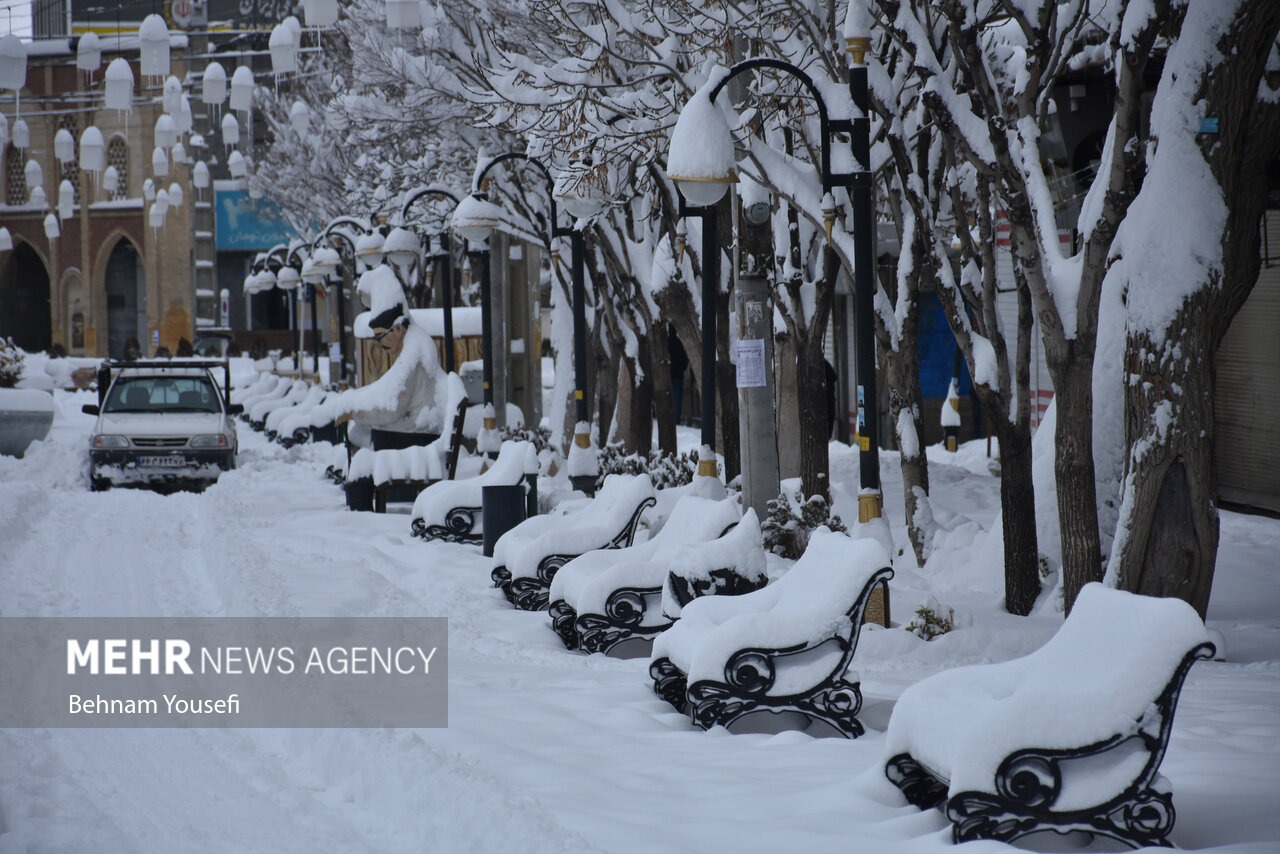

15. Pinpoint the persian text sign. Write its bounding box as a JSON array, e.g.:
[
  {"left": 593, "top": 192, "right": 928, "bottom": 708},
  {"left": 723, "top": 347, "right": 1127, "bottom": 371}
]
[
  {"left": 0, "top": 618, "right": 448, "bottom": 728},
  {"left": 215, "top": 189, "right": 295, "bottom": 251}
]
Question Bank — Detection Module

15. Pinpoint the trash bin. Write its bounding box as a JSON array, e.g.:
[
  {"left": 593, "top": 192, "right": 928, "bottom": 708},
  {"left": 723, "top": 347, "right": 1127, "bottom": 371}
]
[
  {"left": 482, "top": 483, "right": 527, "bottom": 557},
  {"left": 345, "top": 476, "right": 374, "bottom": 512}
]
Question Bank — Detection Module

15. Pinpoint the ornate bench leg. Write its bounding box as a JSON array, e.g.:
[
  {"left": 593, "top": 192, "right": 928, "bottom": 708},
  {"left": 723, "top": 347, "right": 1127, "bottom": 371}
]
[
  {"left": 885, "top": 753, "right": 949, "bottom": 810},
  {"left": 649, "top": 657, "right": 689, "bottom": 714},
  {"left": 548, "top": 599, "right": 578, "bottom": 650},
  {"left": 687, "top": 676, "right": 866, "bottom": 738}
]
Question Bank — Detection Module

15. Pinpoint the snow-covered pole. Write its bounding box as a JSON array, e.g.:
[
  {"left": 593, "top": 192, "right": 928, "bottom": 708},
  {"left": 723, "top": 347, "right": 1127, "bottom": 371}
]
[
  {"left": 401, "top": 187, "right": 462, "bottom": 374},
  {"left": 845, "top": 3, "right": 882, "bottom": 523},
  {"left": 667, "top": 76, "right": 735, "bottom": 480}
]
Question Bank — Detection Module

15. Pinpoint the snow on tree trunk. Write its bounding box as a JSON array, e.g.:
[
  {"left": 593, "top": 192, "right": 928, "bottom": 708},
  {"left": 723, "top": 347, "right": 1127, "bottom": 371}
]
[{"left": 1105, "top": 0, "right": 1280, "bottom": 619}]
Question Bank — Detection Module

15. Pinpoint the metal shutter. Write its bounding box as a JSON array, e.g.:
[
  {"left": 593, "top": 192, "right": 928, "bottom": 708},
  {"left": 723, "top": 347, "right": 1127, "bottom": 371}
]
[{"left": 1214, "top": 211, "right": 1280, "bottom": 512}]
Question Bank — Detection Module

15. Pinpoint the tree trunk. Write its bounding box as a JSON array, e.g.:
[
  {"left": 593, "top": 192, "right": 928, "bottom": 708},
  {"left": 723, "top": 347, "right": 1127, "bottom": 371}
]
[
  {"left": 1054, "top": 362, "right": 1103, "bottom": 613},
  {"left": 993, "top": 416, "right": 1040, "bottom": 615},
  {"left": 593, "top": 325, "right": 619, "bottom": 447},
  {"left": 1106, "top": 0, "right": 1279, "bottom": 620},
  {"left": 885, "top": 335, "right": 931, "bottom": 566},
  {"left": 620, "top": 332, "right": 655, "bottom": 454},
  {"left": 1109, "top": 314, "right": 1221, "bottom": 617},
  {"left": 651, "top": 333, "right": 678, "bottom": 456}
]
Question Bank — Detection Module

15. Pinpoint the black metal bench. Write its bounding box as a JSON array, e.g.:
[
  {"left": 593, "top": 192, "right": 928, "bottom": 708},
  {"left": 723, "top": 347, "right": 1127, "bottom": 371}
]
[
  {"left": 650, "top": 531, "right": 893, "bottom": 738},
  {"left": 409, "top": 439, "right": 532, "bottom": 544},
  {"left": 547, "top": 496, "right": 744, "bottom": 657},
  {"left": 491, "top": 474, "right": 656, "bottom": 612},
  {"left": 883, "top": 583, "right": 1215, "bottom": 849},
  {"left": 372, "top": 394, "right": 468, "bottom": 513}
]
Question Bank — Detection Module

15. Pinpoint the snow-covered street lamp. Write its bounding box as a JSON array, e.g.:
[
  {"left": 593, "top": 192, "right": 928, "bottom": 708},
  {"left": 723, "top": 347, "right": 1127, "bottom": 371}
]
[
  {"left": 400, "top": 187, "right": 462, "bottom": 374},
  {"left": 450, "top": 191, "right": 504, "bottom": 413},
  {"left": 667, "top": 86, "right": 734, "bottom": 480},
  {"left": 665, "top": 32, "right": 883, "bottom": 517},
  {"left": 553, "top": 160, "right": 607, "bottom": 493}
]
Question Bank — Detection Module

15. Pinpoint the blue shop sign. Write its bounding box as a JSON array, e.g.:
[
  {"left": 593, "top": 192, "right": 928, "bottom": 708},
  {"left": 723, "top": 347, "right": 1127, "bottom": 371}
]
[{"left": 216, "top": 190, "right": 296, "bottom": 251}]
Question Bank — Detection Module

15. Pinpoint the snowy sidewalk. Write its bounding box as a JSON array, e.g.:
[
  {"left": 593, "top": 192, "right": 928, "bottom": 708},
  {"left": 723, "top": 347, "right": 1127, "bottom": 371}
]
[{"left": 1, "top": 390, "right": 1277, "bottom": 852}]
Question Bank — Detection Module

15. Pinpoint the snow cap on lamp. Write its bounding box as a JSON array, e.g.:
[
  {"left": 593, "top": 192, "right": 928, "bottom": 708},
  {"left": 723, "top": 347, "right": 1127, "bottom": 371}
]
[
  {"left": 79, "top": 126, "right": 105, "bottom": 173},
  {"left": 667, "top": 67, "right": 738, "bottom": 206},
  {"left": 104, "top": 58, "right": 134, "bottom": 113},
  {"left": 58, "top": 180, "right": 75, "bottom": 219},
  {"left": 138, "top": 15, "right": 170, "bottom": 78},
  {"left": 450, "top": 194, "right": 503, "bottom": 244},
  {"left": 76, "top": 32, "right": 102, "bottom": 73},
  {"left": 221, "top": 112, "right": 240, "bottom": 147},
  {"left": 229, "top": 65, "right": 254, "bottom": 112},
  {"left": 102, "top": 165, "right": 120, "bottom": 195},
  {"left": 383, "top": 226, "right": 421, "bottom": 269},
  {"left": 54, "top": 129, "right": 76, "bottom": 164},
  {"left": 202, "top": 61, "right": 227, "bottom": 105},
  {"left": 0, "top": 34, "right": 28, "bottom": 91},
  {"left": 269, "top": 23, "right": 298, "bottom": 74}
]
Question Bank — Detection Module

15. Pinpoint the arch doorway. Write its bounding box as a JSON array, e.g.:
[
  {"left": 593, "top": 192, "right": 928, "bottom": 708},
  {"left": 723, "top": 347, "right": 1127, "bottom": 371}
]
[
  {"left": 0, "top": 242, "right": 52, "bottom": 352},
  {"left": 105, "top": 240, "right": 145, "bottom": 359}
]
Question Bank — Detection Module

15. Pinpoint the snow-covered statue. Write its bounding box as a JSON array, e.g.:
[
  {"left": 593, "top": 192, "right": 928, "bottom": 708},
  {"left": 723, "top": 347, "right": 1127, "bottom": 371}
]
[{"left": 321, "top": 264, "right": 449, "bottom": 439}]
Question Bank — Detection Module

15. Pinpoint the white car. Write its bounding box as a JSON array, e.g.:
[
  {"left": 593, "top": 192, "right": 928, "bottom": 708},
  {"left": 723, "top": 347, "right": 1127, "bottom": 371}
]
[{"left": 82, "top": 360, "right": 241, "bottom": 492}]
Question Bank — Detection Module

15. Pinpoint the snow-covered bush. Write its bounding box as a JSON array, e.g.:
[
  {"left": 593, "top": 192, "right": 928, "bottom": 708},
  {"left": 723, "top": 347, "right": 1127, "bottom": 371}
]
[
  {"left": 905, "top": 598, "right": 956, "bottom": 641},
  {"left": 761, "top": 489, "right": 847, "bottom": 560},
  {"left": 500, "top": 424, "right": 552, "bottom": 455},
  {"left": 0, "top": 337, "right": 23, "bottom": 388},
  {"left": 596, "top": 444, "right": 698, "bottom": 491}
]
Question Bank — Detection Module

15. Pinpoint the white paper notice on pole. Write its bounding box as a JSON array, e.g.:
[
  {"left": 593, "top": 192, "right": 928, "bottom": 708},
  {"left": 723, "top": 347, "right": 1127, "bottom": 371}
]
[{"left": 735, "top": 338, "right": 767, "bottom": 388}]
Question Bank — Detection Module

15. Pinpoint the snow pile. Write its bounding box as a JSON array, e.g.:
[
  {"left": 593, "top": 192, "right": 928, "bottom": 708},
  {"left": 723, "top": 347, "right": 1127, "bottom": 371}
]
[
  {"left": 315, "top": 324, "right": 448, "bottom": 435},
  {"left": 654, "top": 530, "right": 891, "bottom": 685},
  {"left": 885, "top": 583, "right": 1211, "bottom": 802}
]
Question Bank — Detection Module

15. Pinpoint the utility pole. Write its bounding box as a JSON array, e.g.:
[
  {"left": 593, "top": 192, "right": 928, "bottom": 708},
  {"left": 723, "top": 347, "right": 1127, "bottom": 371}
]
[{"left": 735, "top": 192, "right": 779, "bottom": 521}]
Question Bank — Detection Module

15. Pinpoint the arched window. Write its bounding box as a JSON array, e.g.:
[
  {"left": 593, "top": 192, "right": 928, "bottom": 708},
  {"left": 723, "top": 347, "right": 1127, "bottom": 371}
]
[
  {"left": 106, "top": 136, "right": 129, "bottom": 201},
  {"left": 58, "top": 114, "right": 81, "bottom": 204},
  {"left": 4, "top": 143, "right": 26, "bottom": 206}
]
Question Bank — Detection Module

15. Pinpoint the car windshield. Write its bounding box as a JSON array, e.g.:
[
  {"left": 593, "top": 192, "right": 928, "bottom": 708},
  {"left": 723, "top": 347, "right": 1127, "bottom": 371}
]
[{"left": 104, "top": 376, "right": 222, "bottom": 413}]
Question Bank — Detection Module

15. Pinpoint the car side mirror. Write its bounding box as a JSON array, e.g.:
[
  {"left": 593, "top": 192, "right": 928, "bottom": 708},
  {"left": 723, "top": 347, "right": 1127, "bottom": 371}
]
[
  {"left": 228, "top": 403, "right": 244, "bottom": 415},
  {"left": 82, "top": 404, "right": 100, "bottom": 416}
]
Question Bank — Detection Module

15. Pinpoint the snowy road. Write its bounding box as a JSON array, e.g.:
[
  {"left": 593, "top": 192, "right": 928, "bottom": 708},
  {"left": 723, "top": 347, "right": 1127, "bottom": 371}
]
[{"left": 2, "top": 391, "right": 1278, "bottom": 853}]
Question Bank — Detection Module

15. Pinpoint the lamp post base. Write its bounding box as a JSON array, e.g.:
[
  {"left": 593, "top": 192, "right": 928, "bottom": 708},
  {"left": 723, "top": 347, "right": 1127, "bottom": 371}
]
[{"left": 858, "top": 492, "right": 882, "bottom": 523}]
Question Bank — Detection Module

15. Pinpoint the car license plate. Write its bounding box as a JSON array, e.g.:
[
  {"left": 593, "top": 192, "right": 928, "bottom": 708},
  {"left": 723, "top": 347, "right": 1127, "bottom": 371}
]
[{"left": 138, "top": 455, "right": 185, "bottom": 468}]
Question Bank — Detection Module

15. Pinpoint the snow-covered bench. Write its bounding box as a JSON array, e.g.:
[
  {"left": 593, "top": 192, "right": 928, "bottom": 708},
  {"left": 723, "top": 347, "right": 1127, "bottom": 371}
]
[
  {"left": 548, "top": 495, "right": 742, "bottom": 657},
  {"left": 660, "top": 509, "right": 769, "bottom": 622},
  {"left": 409, "top": 440, "right": 535, "bottom": 543},
  {"left": 250, "top": 379, "right": 310, "bottom": 430},
  {"left": 491, "top": 474, "right": 657, "bottom": 612},
  {"left": 650, "top": 531, "right": 892, "bottom": 738},
  {"left": 883, "top": 583, "right": 1214, "bottom": 849},
  {"left": 230, "top": 372, "right": 279, "bottom": 408},
  {"left": 369, "top": 390, "right": 469, "bottom": 513},
  {"left": 267, "top": 383, "right": 326, "bottom": 443}
]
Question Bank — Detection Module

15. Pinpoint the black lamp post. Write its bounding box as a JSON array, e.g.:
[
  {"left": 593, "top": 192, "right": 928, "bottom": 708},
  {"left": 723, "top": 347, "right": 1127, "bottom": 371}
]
[
  {"left": 673, "top": 198, "right": 721, "bottom": 478},
  {"left": 669, "top": 47, "right": 882, "bottom": 518},
  {"left": 452, "top": 152, "right": 599, "bottom": 485},
  {"left": 399, "top": 187, "right": 462, "bottom": 373},
  {"left": 257, "top": 241, "right": 311, "bottom": 373},
  {"left": 316, "top": 216, "right": 371, "bottom": 385}
]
